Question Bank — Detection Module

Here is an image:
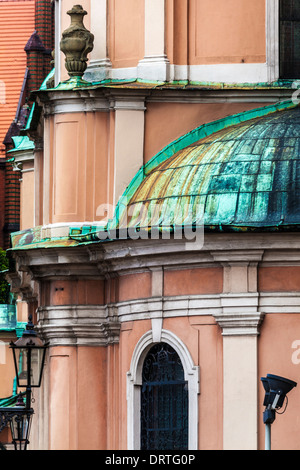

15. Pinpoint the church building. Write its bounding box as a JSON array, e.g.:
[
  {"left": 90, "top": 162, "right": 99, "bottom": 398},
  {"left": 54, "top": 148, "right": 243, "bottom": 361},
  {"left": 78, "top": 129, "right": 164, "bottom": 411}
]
[{"left": 4, "top": 0, "right": 300, "bottom": 450}]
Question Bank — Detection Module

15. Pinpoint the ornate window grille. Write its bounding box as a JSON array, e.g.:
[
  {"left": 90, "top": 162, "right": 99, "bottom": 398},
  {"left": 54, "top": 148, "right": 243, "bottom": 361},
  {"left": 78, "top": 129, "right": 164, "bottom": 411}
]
[{"left": 140, "top": 343, "right": 188, "bottom": 450}]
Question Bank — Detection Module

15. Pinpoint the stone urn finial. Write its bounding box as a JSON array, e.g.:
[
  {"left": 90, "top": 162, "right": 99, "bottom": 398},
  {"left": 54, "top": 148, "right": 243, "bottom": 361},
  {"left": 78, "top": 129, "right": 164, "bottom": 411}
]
[{"left": 60, "top": 4, "right": 94, "bottom": 78}]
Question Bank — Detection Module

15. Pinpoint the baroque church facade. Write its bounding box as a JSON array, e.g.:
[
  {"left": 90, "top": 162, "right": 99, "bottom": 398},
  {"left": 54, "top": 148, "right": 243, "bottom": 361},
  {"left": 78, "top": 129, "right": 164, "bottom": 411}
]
[{"left": 3, "top": 0, "right": 300, "bottom": 450}]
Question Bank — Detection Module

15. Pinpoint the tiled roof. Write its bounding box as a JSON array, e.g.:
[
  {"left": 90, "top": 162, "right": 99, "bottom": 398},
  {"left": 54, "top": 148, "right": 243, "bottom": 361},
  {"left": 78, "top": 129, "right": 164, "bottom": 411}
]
[{"left": 0, "top": 0, "right": 35, "bottom": 157}]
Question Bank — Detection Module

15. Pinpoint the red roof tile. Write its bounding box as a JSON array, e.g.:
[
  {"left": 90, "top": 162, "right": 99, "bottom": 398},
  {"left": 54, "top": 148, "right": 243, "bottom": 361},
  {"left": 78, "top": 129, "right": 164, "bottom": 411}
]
[{"left": 0, "top": 0, "right": 35, "bottom": 156}]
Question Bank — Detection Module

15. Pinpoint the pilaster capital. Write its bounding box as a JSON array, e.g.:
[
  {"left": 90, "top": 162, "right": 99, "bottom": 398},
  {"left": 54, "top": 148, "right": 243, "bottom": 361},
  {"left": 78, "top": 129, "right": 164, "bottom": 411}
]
[{"left": 213, "top": 310, "right": 265, "bottom": 336}]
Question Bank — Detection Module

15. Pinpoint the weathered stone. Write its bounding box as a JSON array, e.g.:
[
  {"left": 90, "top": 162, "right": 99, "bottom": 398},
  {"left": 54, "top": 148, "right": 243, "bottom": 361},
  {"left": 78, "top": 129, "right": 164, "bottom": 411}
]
[{"left": 60, "top": 4, "right": 94, "bottom": 78}]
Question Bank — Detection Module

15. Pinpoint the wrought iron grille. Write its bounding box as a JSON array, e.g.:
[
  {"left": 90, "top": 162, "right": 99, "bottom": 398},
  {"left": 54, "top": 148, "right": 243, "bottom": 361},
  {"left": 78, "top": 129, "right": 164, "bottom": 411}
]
[
  {"left": 140, "top": 343, "right": 188, "bottom": 450},
  {"left": 280, "top": 0, "right": 300, "bottom": 78}
]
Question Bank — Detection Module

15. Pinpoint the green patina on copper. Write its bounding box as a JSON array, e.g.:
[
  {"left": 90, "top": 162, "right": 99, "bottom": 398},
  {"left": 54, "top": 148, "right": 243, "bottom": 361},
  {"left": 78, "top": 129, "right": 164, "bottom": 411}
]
[
  {"left": 9, "top": 100, "right": 300, "bottom": 251},
  {"left": 46, "top": 76, "right": 300, "bottom": 92},
  {"left": 113, "top": 101, "right": 300, "bottom": 232}
]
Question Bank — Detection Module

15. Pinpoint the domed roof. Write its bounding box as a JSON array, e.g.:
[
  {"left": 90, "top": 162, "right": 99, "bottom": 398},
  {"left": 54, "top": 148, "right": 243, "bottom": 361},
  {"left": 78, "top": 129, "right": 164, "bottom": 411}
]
[{"left": 114, "top": 103, "right": 300, "bottom": 233}]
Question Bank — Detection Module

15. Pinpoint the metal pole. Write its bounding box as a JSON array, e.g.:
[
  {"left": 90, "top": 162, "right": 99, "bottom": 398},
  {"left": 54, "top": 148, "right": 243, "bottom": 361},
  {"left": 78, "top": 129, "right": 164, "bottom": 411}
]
[{"left": 265, "top": 423, "right": 271, "bottom": 450}]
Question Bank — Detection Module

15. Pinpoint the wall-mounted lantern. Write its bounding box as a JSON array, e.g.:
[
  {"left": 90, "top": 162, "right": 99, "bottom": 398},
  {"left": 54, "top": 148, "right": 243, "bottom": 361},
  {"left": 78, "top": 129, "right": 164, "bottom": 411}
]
[{"left": 0, "top": 315, "right": 48, "bottom": 450}]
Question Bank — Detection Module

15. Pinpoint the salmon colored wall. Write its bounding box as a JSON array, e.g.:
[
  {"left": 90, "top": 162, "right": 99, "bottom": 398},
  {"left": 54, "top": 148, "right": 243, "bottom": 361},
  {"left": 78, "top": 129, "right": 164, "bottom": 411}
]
[
  {"left": 34, "top": 150, "right": 44, "bottom": 226},
  {"left": 118, "top": 272, "right": 152, "bottom": 302},
  {"left": 49, "top": 345, "right": 107, "bottom": 450},
  {"left": 109, "top": 0, "right": 144, "bottom": 68},
  {"left": 40, "top": 279, "right": 105, "bottom": 306},
  {"left": 0, "top": 335, "right": 17, "bottom": 398},
  {"left": 259, "top": 267, "right": 300, "bottom": 292},
  {"left": 189, "top": 0, "right": 266, "bottom": 65},
  {"left": 76, "top": 346, "right": 107, "bottom": 450},
  {"left": 110, "top": 268, "right": 222, "bottom": 303},
  {"left": 20, "top": 167, "right": 34, "bottom": 231},
  {"left": 144, "top": 102, "right": 271, "bottom": 163},
  {"left": 45, "top": 112, "right": 111, "bottom": 225},
  {"left": 0, "top": 427, "right": 11, "bottom": 446},
  {"left": 106, "top": 343, "right": 120, "bottom": 449},
  {"left": 166, "top": 0, "right": 189, "bottom": 66},
  {"left": 258, "top": 314, "right": 300, "bottom": 450},
  {"left": 164, "top": 267, "right": 223, "bottom": 296}
]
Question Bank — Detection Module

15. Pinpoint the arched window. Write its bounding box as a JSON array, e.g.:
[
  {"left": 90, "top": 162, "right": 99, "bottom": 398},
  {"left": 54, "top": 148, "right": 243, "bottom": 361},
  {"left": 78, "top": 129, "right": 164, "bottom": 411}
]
[
  {"left": 127, "top": 329, "right": 199, "bottom": 450},
  {"left": 140, "top": 343, "right": 188, "bottom": 450}
]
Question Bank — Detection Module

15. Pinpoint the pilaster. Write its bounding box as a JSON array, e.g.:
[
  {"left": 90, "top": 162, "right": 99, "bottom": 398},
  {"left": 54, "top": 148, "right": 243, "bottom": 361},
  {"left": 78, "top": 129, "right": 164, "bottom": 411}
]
[
  {"left": 84, "top": 0, "right": 112, "bottom": 82},
  {"left": 138, "top": 0, "right": 170, "bottom": 81},
  {"left": 112, "top": 94, "right": 146, "bottom": 207},
  {"left": 211, "top": 250, "right": 265, "bottom": 450}
]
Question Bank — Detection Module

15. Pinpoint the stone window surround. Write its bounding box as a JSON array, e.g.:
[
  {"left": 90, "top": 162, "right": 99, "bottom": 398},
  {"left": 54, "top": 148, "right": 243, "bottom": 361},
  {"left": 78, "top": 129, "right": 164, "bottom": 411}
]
[{"left": 126, "top": 327, "right": 200, "bottom": 450}]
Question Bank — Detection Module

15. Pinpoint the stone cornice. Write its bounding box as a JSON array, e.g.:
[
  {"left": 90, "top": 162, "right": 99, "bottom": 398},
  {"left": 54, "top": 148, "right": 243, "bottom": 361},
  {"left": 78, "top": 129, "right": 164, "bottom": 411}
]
[
  {"left": 37, "top": 304, "right": 120, "bottom": 347},
  {"left": 35, "top": 84, "right": 294, "bottom": 117},
  {"left": 11, "top": 149, "right": 35, "bottom": 173},
  {"left": 8, "top": 232, "right": 300, "bottom": 344},
  {"left": 9, "top": 231, "right": 300, "bottom": 278},
  {"left": 37, "top": 289, "right": 300, "bottom": 344},
  {"left": 38, "top": 88, "right": 150, "bottom": 115}
]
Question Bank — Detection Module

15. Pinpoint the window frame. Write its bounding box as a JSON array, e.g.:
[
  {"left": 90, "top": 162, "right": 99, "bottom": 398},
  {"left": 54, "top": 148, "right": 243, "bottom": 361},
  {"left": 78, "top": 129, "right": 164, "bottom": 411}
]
[{"left": 127, "top": 329, "right": 199, "bottom": 450}]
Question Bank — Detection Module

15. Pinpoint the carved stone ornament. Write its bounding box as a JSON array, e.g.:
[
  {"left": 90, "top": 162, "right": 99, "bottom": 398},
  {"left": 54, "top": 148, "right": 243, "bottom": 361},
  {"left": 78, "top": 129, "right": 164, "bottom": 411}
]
[{"left": 60, "top": 5, "right": 94, "bottom": 78}]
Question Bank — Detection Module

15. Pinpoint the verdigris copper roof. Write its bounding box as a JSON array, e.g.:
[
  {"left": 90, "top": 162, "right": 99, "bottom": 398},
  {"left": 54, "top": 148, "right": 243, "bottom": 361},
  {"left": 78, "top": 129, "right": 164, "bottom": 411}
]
[
  {"left": 114, "top": 101, "right": 300, "bottom": 232},
  {"left": 9, "top": 100, "right": 300, "bottom": 252}
]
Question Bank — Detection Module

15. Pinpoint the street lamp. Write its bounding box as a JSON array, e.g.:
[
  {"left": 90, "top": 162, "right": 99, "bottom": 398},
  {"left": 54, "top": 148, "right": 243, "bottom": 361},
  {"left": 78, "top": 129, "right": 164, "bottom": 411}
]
[
  {"left": 0, "top": 315, "right": 48, "bottom": 450},
  {"left": 0, "top": 394, "right": 33, "bottom": 451},
  {"left": 10, "top": 314, "right": 48, "bottom": 408},
  {"left": 261, "top": 374, "right": 297, "bottom": 450},
  {"left": 8, "top": 394, "right": 33, "bottom": 451}
]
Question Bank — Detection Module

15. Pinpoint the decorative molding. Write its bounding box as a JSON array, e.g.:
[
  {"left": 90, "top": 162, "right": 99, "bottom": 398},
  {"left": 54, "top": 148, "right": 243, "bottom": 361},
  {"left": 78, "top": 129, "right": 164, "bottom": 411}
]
[
  {"left": 37, "top": 304, "right": 121, "bottom": 347},
  {"left": 84, "top": 58, "right": 112, "bottom": 82},
  {"left": 213, "top": 311, "right": 265, "bottom": 336},
  {"left": 259, "top": 292, "right": 300, "bottom": 313},
  {"left": 96, "top": 63, "right": 280, "bottom": 85},
  {"left": 151, "top": 317, "right": 163, "bottom": 342},
  {"left": 137, "top": 55, "right": 170, "bottom": 82},
  {"left": 60, "top": 5, "right": 94, "bottom": 78},
  {"left": 11, "top": 149, "right": 35, "bottom": 174},
  {"left": 37, "top": 85, "right": 293, "bottom": 120},
  {"left": 41, "top": 91, "right": 110, "bottom": 115}
]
